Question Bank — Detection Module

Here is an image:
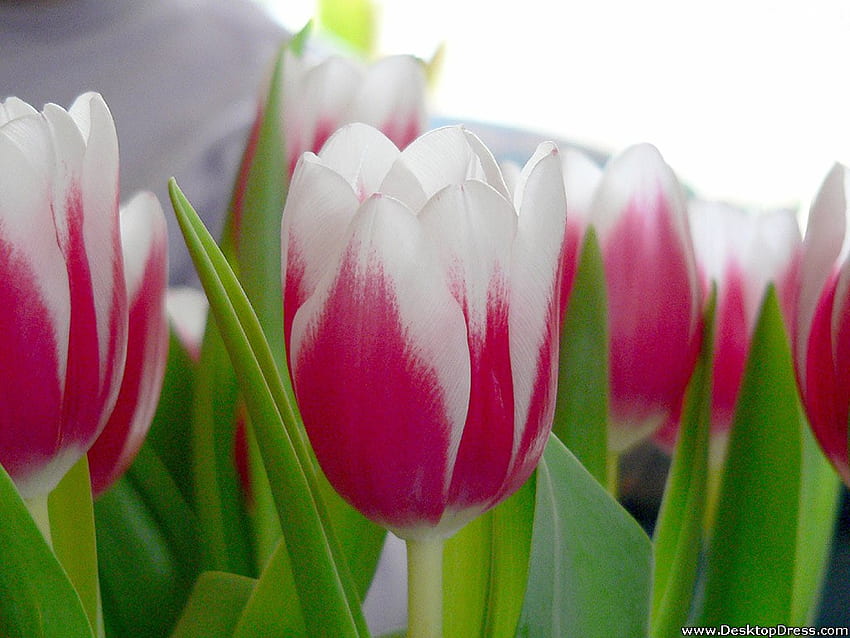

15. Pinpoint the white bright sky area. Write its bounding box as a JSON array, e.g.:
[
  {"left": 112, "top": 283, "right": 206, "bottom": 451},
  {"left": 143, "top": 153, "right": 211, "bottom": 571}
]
[{"left": 259, "top": 0, "right": 850, "bottom": 215}]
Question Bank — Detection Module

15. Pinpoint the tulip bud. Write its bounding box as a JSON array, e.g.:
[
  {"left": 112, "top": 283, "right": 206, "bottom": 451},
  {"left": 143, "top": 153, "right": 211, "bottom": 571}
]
[
  {"left": 795, "top": 164, "right": 850, "bottom": 485},
  {"left": 87, "top": 192, "right": 169, "bottom": 497},
  {"left": 655, "top": 201, "right": 801, "bottom": 453},
  {"left": 578, "top": 144, "right": 703, "bottom": 453},
  {"left": 281, "top": 51, "right": 427, "bottom": 175},
  {"left": 282, "top": 124, "right": 567, "bottom": 539},
  {"left": 0, "top": 93, "right": 127, "bottom": 498}
]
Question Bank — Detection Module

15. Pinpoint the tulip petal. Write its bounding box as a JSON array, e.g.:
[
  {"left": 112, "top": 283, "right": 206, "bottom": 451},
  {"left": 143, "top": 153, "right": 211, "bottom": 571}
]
[
  {"left": 0, "top": 96, "right": 38, "bottom": 124},
  {"left": 798, "top": 164, "right": 849, "bottom": 386},
  {"left": 380, "top": 126, "right": 508, "bottom": 212},
  {"left": 88, "top": 192, "right": 168, "bottom": 496},
  {"left": 505, "top": 143, "right": 567, "bottom": 494},
  {"left": 419, "top": 181, "right": 517, "bottom": 512},
  {"left": 348, "top": 55, "right": 426, "bottom": 150},
  {"left": 290, "top": 194, "right": 470, "bottom": 533},
  {"left": 282, "top": 153, "right": 372, "bottom": 351},
  {"left": 592, "top": 144, "right": 700, "bottom": 450},
  {"left": 46, "top": 96, "right": 126, "bottom": 450},
  {"left": 283, "top": 52, "right": 362, "bottom": 168},
  {"left": 315, "top": 122, "right": 400, "bottom": 199},
  {"left": 804, "top": 274, "right": 849, "bottom": 482}
]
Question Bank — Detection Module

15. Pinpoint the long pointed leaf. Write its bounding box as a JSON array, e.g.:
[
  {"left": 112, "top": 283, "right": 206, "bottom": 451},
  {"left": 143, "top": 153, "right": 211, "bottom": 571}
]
[
  {"left": 699, "top": 287, "right": 802, "bottom": 625},
  {"left": 650, "top": 290, "right": 715, "bottom": 637},
  {"left": 552, "top": 227, "right": 608, "bottom": 484},
  {"left": 170, "top": 180, "right": 364, "bottom": 637}
]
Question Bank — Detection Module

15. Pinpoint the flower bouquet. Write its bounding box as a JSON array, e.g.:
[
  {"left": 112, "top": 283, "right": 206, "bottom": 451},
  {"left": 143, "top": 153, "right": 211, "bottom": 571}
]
[{"left": 0, "top": 24, "right": 847, "bottom": 638}]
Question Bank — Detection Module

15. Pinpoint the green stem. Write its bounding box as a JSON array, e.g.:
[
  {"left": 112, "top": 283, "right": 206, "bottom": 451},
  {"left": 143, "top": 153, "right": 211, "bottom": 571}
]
[
  {"left": 406, "top": 537, "right": 444, "bottom": 638},
  {"left": 607, "top": 451, "right": 620, "bottom": 498},
  {"left": 24, "top": 492, "right": 52, "bottom": 548}
]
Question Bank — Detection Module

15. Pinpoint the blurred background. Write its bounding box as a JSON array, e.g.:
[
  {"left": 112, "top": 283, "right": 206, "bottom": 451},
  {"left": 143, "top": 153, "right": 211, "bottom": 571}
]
[{"left": 255, "top": 0, "right": 850, "bottom": 216}]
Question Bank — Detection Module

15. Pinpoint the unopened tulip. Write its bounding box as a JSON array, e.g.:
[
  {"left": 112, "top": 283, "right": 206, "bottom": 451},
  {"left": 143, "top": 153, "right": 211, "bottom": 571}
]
[
  {"left": 281, "top": 51, "right": 427, "bottom": 174},
  {"left": 282, "top": 124, "right": 566, "bottom": 539},
  {"left": 795, "top": 164, "right": 850, "bottom": 485},
  {"left": 0, "top": 93, "right": 127, "bottom": 498},
  {"left": 655, "top": 201, "right": 801, "bottom": 452},
  {"left": 88, "top": 192, "right": 169, "bottom": 496},
  {"left": 583, "top": 144, "right": 703, "bottom": 452}
]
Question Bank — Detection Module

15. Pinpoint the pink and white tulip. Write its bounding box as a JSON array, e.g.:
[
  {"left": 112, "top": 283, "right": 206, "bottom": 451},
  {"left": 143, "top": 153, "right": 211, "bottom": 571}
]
[
  {"left": 0, "top": 93, "right": 127, "bottom": 498},
  {"left": 281, "top": 51, "right": 427, "bottom": 175},
  {"left": 282, "top": 124, "right": 567, "bottom": 539},
  {"left": 655, "top": 201, "right": 801, "bottom": 452},
  {"left": 577, "top": 144, "right": 703, "bottom": 452},
  {"left": 87, "top": 192, "right": 169, "bottom": 497},
  {"left": 795, "top": 164, "right": 850, "bottom": 485}
]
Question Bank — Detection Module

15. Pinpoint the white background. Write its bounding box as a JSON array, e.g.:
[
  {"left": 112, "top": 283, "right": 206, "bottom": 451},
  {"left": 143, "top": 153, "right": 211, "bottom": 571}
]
[{"left": 260, "top": 0, "right": 850, "bottom": 215}]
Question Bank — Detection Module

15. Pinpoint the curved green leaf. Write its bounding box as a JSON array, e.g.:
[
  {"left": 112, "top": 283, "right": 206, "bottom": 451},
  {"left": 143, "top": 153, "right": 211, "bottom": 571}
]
[
  {"left": 650, "top": 289, "right": 715, "bottom": 637},
  {"left": 552, "top": 227, "right": 608, "bottom": 484},
  {"left": 0, "top": 464, "right": 93, "bottom": 638},
  {"left": 699, "top": 287, "right": 802, "bottom": 625},
  {"left": 517, "top": 435, "right": 652, "bottom": 638},
  {"left": 170, "top": 180, "right": 365, "bottom": 637}
]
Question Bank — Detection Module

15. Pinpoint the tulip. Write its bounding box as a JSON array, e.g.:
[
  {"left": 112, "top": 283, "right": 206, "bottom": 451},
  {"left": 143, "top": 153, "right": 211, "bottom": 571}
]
[
  {"left": 282, "top": 123, "right": 566, "bottom": 539},
  {"left": 577, "top": 144, "right": 703, "bottom": 453},
  {"left": 281, "top": 50, "right": 427, "bottom": 175},
  {"left": 87, "top": 192, "right": 169, "bottom": 497},
  {"left": 795, "top": 164, "right": 850, "bottom": 485},
  {"left": 0, "top": 93, "right": 127, "bottom": 499},
  {"left": 655, "top": 201, "right": 801, "bottom": 454}
]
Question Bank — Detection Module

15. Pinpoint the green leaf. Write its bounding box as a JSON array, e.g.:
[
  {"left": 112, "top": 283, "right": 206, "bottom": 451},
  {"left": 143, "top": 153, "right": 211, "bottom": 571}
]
[
  {"left": 552, "top": 227, "right": 608, "bottom": 484},
  {"left": 650, "top": 289, "right": 716, "bottom": 637},
  {"left": 170, "top": 572, "right": 256, "bottom": 638},
  {"left": 170, "top": 180, "right": 365, "bottom": 637},
  {"left": 48, "top": 455, "right": 102, "bottom": 636},
  {"left": 699, "top": 287, "right": 802, "bottom": 625},
  {"left": 790, "top": 419, "right": 841, "bottom": 624},
  {"left": 517, "top": 435, "right": 652, "bottom": 638},
  {"left": 188, "top": 36, "right": 289, "bottom": 578},
  {"left": 95, "top": 446, "right": 201, "bottom": 638},
  {"left": 221, "top": 39, "right": 287, "bottom": 366},
  {"left": 191, "top": 318, "right": 254, "bottom": 575},
  {"left": 233, "top": 538, "right": 307, "bottom": 637},
  {"left": 0, "top": 464, "right": 93, "bottom": 638},
  {"left": 443, "top": 474, "right": 535, "bottom": 637},
  {"left": 318, "top": 468, "right": 387, "bottom": 601}
]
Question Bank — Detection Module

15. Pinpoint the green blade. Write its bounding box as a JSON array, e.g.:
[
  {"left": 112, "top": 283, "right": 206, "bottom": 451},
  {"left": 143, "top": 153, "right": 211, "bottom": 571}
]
[
  {"left": 650, "top": 289, "right": 715, "bottom": 636},
  {"left": 170, "top": 180, "right": 365, "bottom": 637}
]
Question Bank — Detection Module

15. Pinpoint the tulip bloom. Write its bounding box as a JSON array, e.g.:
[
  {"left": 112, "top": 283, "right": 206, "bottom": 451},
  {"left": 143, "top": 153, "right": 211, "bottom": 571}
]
[
  {"left": 572, "top": 144, "right": 703, "bottom": 453},
  {"left": 655, "top": 201, "right": 801, "bottom": 452},
  {"left": 282, "top": 124, "right": 566, "bottom": 539},
  {"left": 87, "top": 192, "right": 169, "bottom": 497},
  {"left": 0, "top": 93, "right": 127, "bottom": 499},
  {"left": 281, "top": 51, "right": 427, "bottom": 175},
  {"left": 795, "top": 164, "right": 850, "bottom": 485}
]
